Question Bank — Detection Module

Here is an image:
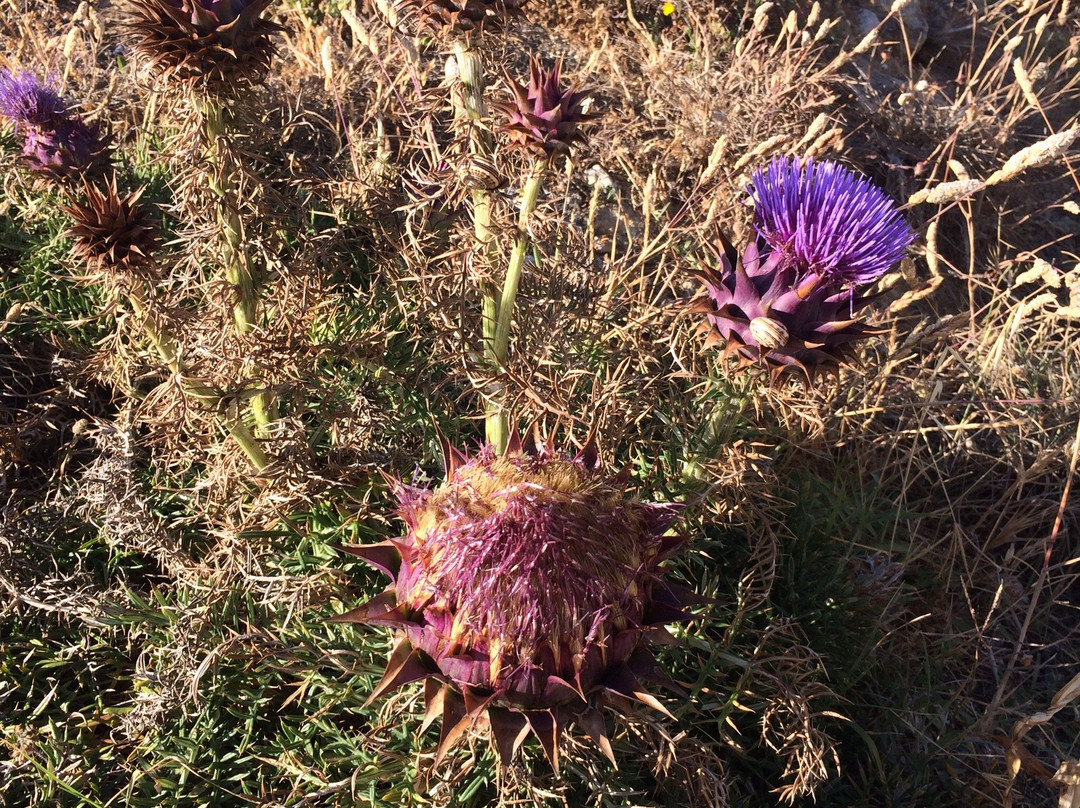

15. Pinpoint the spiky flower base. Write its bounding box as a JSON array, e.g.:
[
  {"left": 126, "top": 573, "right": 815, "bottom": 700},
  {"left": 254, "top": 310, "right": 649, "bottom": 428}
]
[
  {"left": 333, "top": 432, "right": 691, "bottom": 771},
  {"left": 62, "top": 180, "right": 158, "bottom": 276},
  {"left": 696, "top": 235, "right": 881, "bottom": 380},
  {"left": 388, "top": 0, "right": 528, "bottom": 36},
  {"left": 124, "top": 0, "right": 285, "bottom": 92}
]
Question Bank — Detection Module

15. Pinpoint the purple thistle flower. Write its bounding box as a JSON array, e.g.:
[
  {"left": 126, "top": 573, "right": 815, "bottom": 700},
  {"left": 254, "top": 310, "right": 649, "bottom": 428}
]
[
  {"left": 748, "top": 156, "right": 914, "bottom": 290},
  {"left": 0, "top": 70, "right": 108, "bottom": 180},
  {"left": 0, "top": 70, "right": 67, "bottom": 126},
  {"left": 332, "top": 432, "right": 691, "bottom": 772}
]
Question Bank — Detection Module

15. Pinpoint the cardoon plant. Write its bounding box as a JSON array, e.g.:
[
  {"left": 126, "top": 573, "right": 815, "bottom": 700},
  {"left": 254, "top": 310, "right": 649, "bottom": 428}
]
[
  {"left": 697, "top": 156, "right": 915, "bottom": 379},
  {"left": 0, "top": 70, "right": 110, "bottom": 182},
  {"left": 125, "top": 0, "right": 284, "bottom": 432},
  {"left": 62, "top": 178, "right": 269, "bottom": 469},
  {"left": 333, "top": 431, "right": 691, "bottom": 771},
  {"left": 124, "top": 0, "right": 285, "bottom": 338},
  {"left": 379, "top": 1, "right": 534, "bottom": 453},
  {"left": 483, "top": 57, "right": 596, "bottom": 450}
]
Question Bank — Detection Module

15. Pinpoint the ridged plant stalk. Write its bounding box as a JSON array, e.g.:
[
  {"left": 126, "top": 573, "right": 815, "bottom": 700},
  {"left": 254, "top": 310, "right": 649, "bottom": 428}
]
[
  {"left": 202, "top": 99, "right": 257, "bottom": 336},
  {"left": 451, "top": 40, "right": 505, "bottom": 449},
  {"left": 201, "top": 98, "right": 274, "bottom": 430},
  {"left": 127, "top": 282, "right": 269, "bottom": 470},
  {"left": 492, "top": 156, "right": 548, "bottom": 365}
]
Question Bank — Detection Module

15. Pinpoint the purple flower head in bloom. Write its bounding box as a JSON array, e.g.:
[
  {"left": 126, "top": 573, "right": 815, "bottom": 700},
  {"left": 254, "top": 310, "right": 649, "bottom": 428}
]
[
  {"left": 0, "top": 70, "right": 108, "bottom": 179},
  {"left": 748, "top": 156, "right": 915, "bottom": 291},
  {"left": 0, "top": 70, "right": 67, "bottom": 127}
]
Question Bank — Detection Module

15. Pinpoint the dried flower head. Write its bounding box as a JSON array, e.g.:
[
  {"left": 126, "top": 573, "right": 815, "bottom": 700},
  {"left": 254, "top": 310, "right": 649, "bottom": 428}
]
[
  {"left": 492, "top": 57, "right": 596, "bottom": 157},
  {"left": 695, "top": 234, "right": 883, "bottom": 380},
  {"left": 748, "top": 156, "right": 914, "bottom": 291},
  {"left": 124, "top": 0, "right": 286, "bottom": 92},
  {"left": 0, "top": 70, "right": 110, "bottom": 180},
  {"left": 388, "top": 0, "right": 528, "bottom": 37},
  {"left": 62, "top": 179, "right": 159, "bottom": 275},
  {"left": 333, "top": 431, "right": 692, "bottom": 772}
]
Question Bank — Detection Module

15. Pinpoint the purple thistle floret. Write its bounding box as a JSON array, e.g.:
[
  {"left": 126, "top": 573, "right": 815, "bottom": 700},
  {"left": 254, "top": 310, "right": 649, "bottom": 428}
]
[
  {"left": 333, "top": 433, "right": 691, "bottom": 771},
  {"left": 0, "top": 70, "right": 107, "bottom": 179},
  {"left": 748, "top": 156, "right": 914, "bottom": 289},
  {"left": 0, "top": 70, "right": 67, "bottom": 126}
]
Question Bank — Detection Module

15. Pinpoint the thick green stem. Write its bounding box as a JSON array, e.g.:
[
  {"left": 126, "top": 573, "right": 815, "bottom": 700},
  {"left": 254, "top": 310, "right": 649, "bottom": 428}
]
[
  {"left": 202, "top": 97, "right": 273, "bottom": 432},
  {"left": 128, "top": 283, "right": 269, "bottom": 471},
  {"left": 203, "top": 99, "right": 257, "bottom": 337},
  {"left": 493, "top": 160, "right": 547, "bottom": 364},
  {"left": 452, "top": 40, "right": 505, "bottom": 449}
]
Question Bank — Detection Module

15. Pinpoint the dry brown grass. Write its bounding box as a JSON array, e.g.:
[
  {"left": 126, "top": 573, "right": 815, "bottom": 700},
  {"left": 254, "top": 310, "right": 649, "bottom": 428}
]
[{"left": 1, "top": 0, "right": 1078, "bottom": 805}]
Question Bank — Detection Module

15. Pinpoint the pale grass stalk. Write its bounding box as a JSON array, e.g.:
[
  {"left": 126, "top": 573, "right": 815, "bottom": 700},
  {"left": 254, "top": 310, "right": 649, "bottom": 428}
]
[
  {"left": 908, "top": 179, "right": 984, "bottom": 205},
  {"left": 1012, "top": 58, "right": 1040, "bottom": 109},
  {"left": 986, "top": 125, "right": 1079, "bottom": 185}
]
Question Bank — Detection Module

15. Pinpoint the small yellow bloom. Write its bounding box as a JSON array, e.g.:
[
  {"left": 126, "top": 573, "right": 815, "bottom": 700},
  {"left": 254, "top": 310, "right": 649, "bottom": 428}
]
[{"left": 662, "top": 1, "right": 675, "bottom": 15}]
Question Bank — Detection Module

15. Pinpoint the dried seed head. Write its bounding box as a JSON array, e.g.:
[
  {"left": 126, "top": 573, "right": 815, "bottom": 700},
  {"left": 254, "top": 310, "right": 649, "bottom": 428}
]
[
  {"left": 62, "top": 179, "right": 159, "bottom": 276},
  {"left": 123, "top": 0, "right": 287, "bottom": 93}
]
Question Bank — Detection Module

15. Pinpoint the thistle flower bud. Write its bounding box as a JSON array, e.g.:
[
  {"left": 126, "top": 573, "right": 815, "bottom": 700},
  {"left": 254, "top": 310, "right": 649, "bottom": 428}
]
[
  {"left": 124, "top": 0, "right": 286, "bottom": 92},
  {"left": 333, "top": 431, "right": 692, "bottom": 771},
  {"left": 0, "top": 70, "right": 110, "bottom": 181},
  {"left": 62, "top": 179, "right": 159, "bottom": 276},
  {"left": 492, "top": 57, "right": 597, "bottom": 157}
]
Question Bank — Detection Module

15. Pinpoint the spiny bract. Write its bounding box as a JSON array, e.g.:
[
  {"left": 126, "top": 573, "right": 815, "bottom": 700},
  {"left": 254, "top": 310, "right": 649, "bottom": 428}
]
[
  {"left": 332, "top": 431, "right": 693, "bottom": 772},
  {"left": 492, "top": 57, "right": 596, "bottom": 157}
]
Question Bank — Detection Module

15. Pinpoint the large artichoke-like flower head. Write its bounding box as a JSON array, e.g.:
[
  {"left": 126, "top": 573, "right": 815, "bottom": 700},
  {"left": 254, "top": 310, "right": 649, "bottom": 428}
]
[
  {"left": 492, "top": 57, "right": 596, "bottom": 157},
  {"left": 124, "top": 0, "right": 286, "bottom": 92},
  {"left": 333, "top": 432, "right": 691, "bottom": 771},
  {"left": 388, "top": 0, "right": 528, "bottom": 37},
  {"left": 0, "top": 70, "right": 110, "bottom": 181},
  {"left": 62, "top": 179, "right": 159, "bottom": 276},
  {"left": 696, "top": 234, "right": 884, "bottom": 380},
  {"left": 748, "top": 156, "right": 914, "bottom": 292},
  {"left": 696, "top": 156, "right": 915, "bottom": 379}
]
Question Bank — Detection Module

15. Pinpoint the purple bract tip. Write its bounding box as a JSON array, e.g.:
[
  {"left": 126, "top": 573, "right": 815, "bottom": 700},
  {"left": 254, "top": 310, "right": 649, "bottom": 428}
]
[{"left": 748, "top": 156, "right": 915, "bottom": 287}]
